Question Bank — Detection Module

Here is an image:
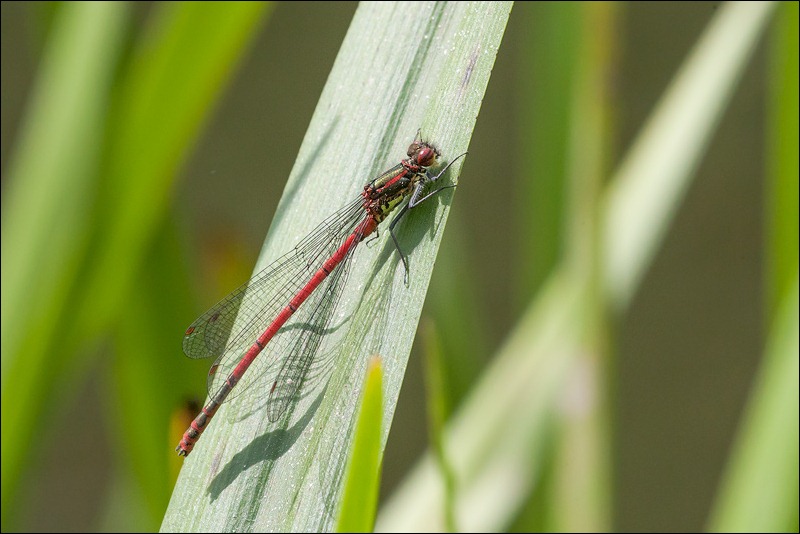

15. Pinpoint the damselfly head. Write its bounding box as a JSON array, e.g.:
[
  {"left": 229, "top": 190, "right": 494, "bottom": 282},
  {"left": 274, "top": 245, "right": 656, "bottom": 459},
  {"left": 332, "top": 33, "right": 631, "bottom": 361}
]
[{"left": 407, "top": 141, "right": 440, "bottom": 168}]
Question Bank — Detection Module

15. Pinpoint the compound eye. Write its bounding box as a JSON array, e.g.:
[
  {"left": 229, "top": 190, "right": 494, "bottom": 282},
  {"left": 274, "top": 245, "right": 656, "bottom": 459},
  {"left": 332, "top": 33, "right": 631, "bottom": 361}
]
[
  {"left": 407, "top": 142, "right": 420, "bottom": 158},
  {"left": 416, "top": 146, "right": 436, "bottom": 167}
]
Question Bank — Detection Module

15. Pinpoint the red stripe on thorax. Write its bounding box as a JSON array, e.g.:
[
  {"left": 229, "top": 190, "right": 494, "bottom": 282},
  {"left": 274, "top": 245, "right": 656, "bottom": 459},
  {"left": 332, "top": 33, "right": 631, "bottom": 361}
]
[{"left": 381, "top": 168, "right": 410, "bottom": 191}]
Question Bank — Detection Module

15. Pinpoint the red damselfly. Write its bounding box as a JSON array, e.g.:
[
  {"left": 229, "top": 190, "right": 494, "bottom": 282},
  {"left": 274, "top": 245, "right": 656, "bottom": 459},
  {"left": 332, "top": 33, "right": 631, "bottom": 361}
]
[{"left": 177, "top": 134, "right": 466, "bottom": 456}]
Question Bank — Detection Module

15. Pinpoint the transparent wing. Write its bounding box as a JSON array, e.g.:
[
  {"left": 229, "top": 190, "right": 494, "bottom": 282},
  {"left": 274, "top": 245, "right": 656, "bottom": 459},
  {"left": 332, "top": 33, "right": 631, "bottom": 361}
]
[
  {"left": 182, "top": 196, "right": 365, "bottom": 402},
  {"left": 266, "top": 229, "right": 359, "bottom": 421}
]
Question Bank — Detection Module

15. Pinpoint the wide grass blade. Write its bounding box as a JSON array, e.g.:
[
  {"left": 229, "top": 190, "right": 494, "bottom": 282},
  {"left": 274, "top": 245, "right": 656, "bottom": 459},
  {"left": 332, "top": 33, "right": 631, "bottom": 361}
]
[{"left": 162, "top": 3, "right": 512, "bottom": 532}]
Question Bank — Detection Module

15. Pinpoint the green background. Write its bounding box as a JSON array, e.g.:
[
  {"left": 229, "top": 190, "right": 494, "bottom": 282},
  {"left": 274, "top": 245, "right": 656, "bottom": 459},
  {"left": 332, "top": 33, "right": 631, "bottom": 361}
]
[{"left": 1, "top": 2, "right": 795, "bottom": 532}]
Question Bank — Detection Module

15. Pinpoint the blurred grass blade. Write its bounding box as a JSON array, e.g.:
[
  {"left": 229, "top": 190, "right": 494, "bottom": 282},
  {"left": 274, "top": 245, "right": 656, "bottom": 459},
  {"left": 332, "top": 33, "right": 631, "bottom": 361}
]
[
  {"left": 111, "top": 220, "right": 205, "bottom": 528},
  {"left": 376, "top": 2, "right": 776, "bottom": 531},
  {"left": 550, "top": 3, "right": 618, "bottom": 531},
  {"left": 421, "top": 321, "right": 457, "bottom": 532},
  {"left": 1, "top": 2, "right": 269, "bottom": 530},
  {"left": 162, "top": 3, "right": 512, "bottom": 532},
  {"left": 0, "top": 3, "right": 129, "bottom": 528},
  {"left": 425, "top": 222, "right": 488, "bottom": 411},
  {"left": 377, "top": 271, "right": 584, "bottom": 532},
  {"left": 708, "top": 4, "right": 799, "bottom": 528},
  {"left": 77, "top": 1, "right": 270, "bottom": 341},
  {"left": 105, "top": 2, "right": 270, "bottom": 526},
  {"left": 764, "top": 0, "right": 798, "bottom": 320},
  {"left": 508, "top": 5, "right": 584, "bottom": 532},
  {"left": 335, "top": 356, "right": 384, "bottom": 533},
  {"left": 0, "top": 1, "right": 124, "bottom": 364},
  {"left": 706, "top": 276, "right": 799, "bottom": 532},
  {"left": 515, "top": 2, "right": 582, "bottom": 304},
  {"left": 603, "top": 1, "right": 776, "bottom": 309}
]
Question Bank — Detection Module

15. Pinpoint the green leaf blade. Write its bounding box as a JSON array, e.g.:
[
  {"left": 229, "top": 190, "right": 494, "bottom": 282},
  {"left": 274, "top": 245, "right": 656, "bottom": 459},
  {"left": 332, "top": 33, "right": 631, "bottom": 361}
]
[
  {"left": 336, "top": 356, "right": 384, "bottom": 533},
  {"left": 163, "top": 3, "right": 512, "bottom": 532}
]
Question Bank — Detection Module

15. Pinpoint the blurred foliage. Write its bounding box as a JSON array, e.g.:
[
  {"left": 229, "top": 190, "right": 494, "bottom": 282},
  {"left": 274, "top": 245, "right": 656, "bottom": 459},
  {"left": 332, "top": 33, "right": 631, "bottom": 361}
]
[
  {"left": 1, "top": 2, "right": 269, "bottom": 530},
  {"left": 1, "top": 1, "right": 796, "bottom": 532}
]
